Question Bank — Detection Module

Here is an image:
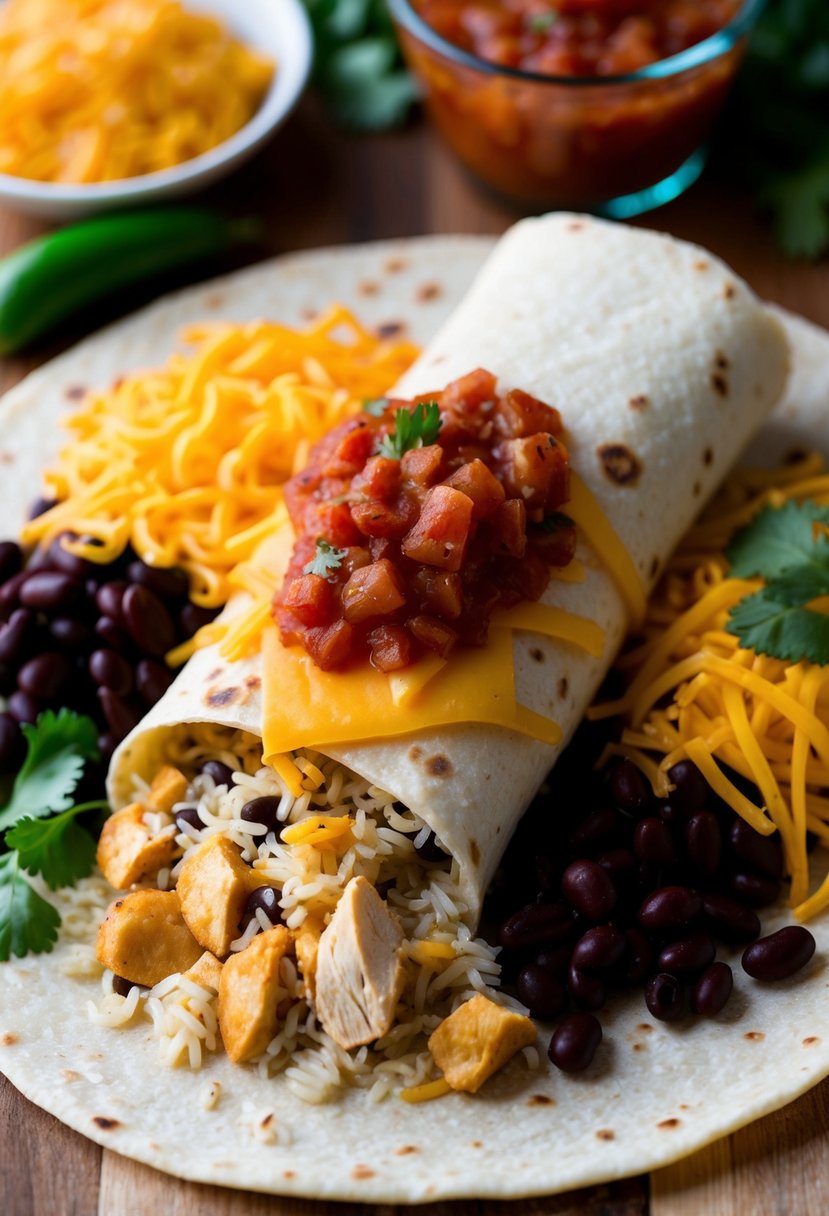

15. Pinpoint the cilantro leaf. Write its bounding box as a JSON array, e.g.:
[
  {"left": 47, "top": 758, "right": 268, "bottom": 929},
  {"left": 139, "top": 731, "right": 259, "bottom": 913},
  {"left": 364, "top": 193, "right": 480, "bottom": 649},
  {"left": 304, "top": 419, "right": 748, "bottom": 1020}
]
[
  {"left": 363, "top": 397, "right": 389, "bottom": 416},
  {"left": 304, "top": 538, "right": 348, "bottom": 581},
  {"left": 0, "top": 710, "right": 99, "bottom": 832},
  {"left": 379, "top": 402, "right": 441, "bottom": 460},
  {"left": 540, "top": 511, "right": 575, "bottom": 534},
  {"left": 5, "top": 802, "right": 104, "bottom": 891},
  {"left": 761, "top": 156, "right": 829, "bottom": 261},
  {"left": 726, "top": 589, "right": 829, "bottom": 666},
  {"left": 0, "top": 852, "right": 60, "bottom": 961},
  {"left": 727, "top": 499, "right": 829, "bottom": 579},
  {"left": 526, "top": 11, "right": 558, "bottom": 33}
]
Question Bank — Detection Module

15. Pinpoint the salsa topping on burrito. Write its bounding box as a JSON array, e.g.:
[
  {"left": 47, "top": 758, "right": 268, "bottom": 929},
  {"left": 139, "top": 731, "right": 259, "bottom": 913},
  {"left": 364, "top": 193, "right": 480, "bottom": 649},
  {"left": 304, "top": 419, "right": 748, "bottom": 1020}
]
[{"left": 273, "top": 369, "right": 575, "bottom": 672}]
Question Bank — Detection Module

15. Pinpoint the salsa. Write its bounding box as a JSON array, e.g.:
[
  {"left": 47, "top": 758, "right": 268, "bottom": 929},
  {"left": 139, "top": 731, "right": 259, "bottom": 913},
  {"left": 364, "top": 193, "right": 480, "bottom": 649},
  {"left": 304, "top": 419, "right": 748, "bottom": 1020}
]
[
  {"left": 412, "top": 0, "right": 743, "bottom": 77},
  {"left": 273, "top": 369, "right": 575, "bottom": 672}
]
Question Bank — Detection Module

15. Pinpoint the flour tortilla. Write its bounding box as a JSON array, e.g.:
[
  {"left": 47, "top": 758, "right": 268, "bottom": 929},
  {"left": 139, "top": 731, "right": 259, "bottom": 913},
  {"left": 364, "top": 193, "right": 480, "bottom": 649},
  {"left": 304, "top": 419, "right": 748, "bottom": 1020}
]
[{"left": 1, "top": 227, "right": 828, "bottom": 1205}]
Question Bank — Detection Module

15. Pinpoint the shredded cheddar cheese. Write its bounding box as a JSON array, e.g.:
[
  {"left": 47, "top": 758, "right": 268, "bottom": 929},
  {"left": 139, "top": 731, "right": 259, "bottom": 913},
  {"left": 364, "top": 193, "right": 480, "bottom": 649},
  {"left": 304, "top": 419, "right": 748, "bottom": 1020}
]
[
  {"left": 0, "top": 0, "right": 274, "bottom": 183},
  {"left": 399, "top": 1077, "right": 452, "bottom": 1103},
  {"left": 21, "top": 308, "right": 419, "bottom": 611},
  {"left": 589, "top": 452, "right": 829, "bottom": 920}
]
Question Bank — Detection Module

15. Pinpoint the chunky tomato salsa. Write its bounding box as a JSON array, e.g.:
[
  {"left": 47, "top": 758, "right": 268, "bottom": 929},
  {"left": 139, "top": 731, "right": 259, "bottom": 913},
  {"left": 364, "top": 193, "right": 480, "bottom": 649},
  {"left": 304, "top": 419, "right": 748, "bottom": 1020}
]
[
  {"left": 273, "top": 369, "right": 575, "bottom": 672},
  {"left": 412, "top": 0, "right": 743, "bottom": 76}
]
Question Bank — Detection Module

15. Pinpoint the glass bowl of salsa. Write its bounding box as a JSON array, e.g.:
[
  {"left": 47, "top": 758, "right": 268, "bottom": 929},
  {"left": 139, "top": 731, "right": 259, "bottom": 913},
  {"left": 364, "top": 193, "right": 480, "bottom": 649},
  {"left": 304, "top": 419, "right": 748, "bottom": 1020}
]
[{"left": 388, "top": 0, "right": 764, "bottom": 216}]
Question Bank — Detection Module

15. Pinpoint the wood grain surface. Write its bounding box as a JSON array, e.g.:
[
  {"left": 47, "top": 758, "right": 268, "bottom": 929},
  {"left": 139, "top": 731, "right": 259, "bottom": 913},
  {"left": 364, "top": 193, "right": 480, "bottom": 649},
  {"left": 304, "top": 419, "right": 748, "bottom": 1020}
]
[{"left": 1, "top": 98, "right": 828, "bottom": 1216}]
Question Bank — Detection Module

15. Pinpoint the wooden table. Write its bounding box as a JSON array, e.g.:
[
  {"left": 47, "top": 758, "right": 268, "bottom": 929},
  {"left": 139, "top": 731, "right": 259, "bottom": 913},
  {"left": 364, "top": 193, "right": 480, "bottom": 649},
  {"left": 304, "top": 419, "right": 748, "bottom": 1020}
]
[{"left": 2, "top": 100, "right": 829, "bottom": 1216}]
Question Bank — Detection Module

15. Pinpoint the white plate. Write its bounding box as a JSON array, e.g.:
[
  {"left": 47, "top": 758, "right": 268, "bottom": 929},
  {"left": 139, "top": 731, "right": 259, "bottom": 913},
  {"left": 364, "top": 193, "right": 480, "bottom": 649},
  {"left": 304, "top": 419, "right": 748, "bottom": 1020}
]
[{"left": 0, "top": 0, "right": 312, "bottom": 219}]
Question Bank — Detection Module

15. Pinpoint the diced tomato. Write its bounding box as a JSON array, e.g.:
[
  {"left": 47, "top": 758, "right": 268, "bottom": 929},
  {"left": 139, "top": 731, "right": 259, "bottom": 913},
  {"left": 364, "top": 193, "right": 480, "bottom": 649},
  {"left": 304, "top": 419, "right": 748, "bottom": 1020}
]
[
  {"left": 407, "top": 614, "right": 458, "bottom": 658},
  {"left": 314, "top": 501, "right": 363, "bottom": 548},
  {"left": 500, "top": 432, "right": 570, "bottom": 512},
  {"left": 411, "top": 568, "right": 464, "bottom": 619},
  {"left": 401, "top": 443, "right": 444, "bottom": 487},
  {"left": 368, "top": 624, "right": 412, "bottom": 672},
  {"left": 489, "top": 498, "right": 527, "bottom": 557},
  {"left": 499, "top": 551, "right": 552, "bottom": 604},
  {"left": 304, "top": 619, "right": 355, "bottom": 670},
  {"left": 340, "top": 546, "right": 372, "bottom": 578},
  {"left": 352, "top": 455, "right": 401, "bottom": 502},
  {"left": 342, "top": 559, "right": 407, "bottom": 624},
  {"left": 369, "top": 536, "right": 398, "bottom": 562},
  {"left": 351, "top": 494, "right": 419, "bottom": 539},
  {"left": 280, "top": 574, "right": 337, "bottom": 628},
  {"left": 401, "top": 485, "right": 474, "bottom": 572},
  {"left": 444, "top": 458, "right": 506, "bottom": 521},
  {"left": 533, "top": 523, "right": 578, "bottom": 567},
  {"left": 440, "top": 368, "right": 497, "bottom": 414},
  {"left": 321, "top": 423, "right": 375, "bottom": 478},
  {"left": 499, "top": 389, "right": 563, "bottom": 439}
]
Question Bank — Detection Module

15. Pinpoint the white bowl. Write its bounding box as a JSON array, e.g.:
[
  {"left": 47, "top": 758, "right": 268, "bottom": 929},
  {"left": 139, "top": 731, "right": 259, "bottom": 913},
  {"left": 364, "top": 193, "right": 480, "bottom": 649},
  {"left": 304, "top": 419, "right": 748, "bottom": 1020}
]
[{"left": 0, "top": 0, "right": 313, "bottom": 220}]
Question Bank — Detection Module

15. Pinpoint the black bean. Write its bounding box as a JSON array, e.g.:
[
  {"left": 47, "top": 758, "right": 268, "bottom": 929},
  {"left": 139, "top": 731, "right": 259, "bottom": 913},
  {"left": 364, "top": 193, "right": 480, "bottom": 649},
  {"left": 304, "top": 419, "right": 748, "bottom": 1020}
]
[
  {"left": 0, "top": 607, "right": 35, "bottom": 662},
  {"left": 240, "top": 796, "right": 283, "bottom": 834},
  {"left": 499, "top": 901, "right": 573, "bottom": 950},
  {"left": 18, "top": 651, "right": 72, "bottom": 700},
  {"left": 535, "top": 852, "right": 559, "bottom": 895},
  {"left": 638, "top": 886, "right": 701, "bottom": 935},
  {"left": 633, "top": 817, "right": 676, "bottom": 864},
  {"left": 729, "top": 819, "right": 784, "bottom": 879},
  {"left": 645, "top": 973, "right": 685, "bottom": 1022},
  {"left": 95, "top": 616, "right": 132, "bottom": 654},
  {"left": 657, "top": 932, "right": 716, "bottom": 976},
  {"left": 568, "top": 807, "right": 624, "bottom": 853},
  {"left": 89, "top": 648, "right": 133, "bottom": 695},
  {"left": 179, "top": 602, "right": 218, "bottom": 637},
  {"left": 547, "top": 1012, "right": 602, "bottom": 1073},
  {"left": 0, "top": 712, "right": 24, "bottom": 769},
  {"left": 28, "top": 496, "right": 57, "bottom": 520},
  {"left": 561, "top": 860, "right": 616, "bottom": 921},
  {"left": 571, "top": 925, "right": 626, "bottom": 974},
  {"left": 97, "top": 733, "right": 118, "bottom": 762},
  {"left": 96, "top": 581, "right": 128, "bottom": 622},
  {"left": 691, "top": 962, "right": 733, "bottom": 1016},
  {"left": 535, "top": 945, "right": 571, "bottom": 976},
  {"left": 608, "top": 758, "right": 650, "bottom": 815},
  {"left": 0, "top": 570, "right": 30, "bottom": 618},
  {"left": 685, "top": 811, "right": 721, "bottom": 879},
  {"left": 175, "top": 808, "right": 202, "bottom": 832},
  {"left": 621, "top": 927, "right": 654, "bottom": 985},
  {"left": 0, "top": 541, "right": 22, "bottom": 583},
  {"left": 567, "top": 964, "right": 606, "bottom": 1010},
  {"left": 8, "top": 690, "right": 43, "bottom": 725},
  {"left": 122, "top": 584, "right": 175, "bottom": 656},
  {"left": 517, "top": 964, "right": 567, "bottom": 1019},
  {"left": 49, "top": 616, "right": 93, "bottom": 652},
  {"left": 701, "top": 893, "right": 761, "bottom": 944},
  {"left": 667, "top": 760, "right": 709, "bottom": 815},
  {"left": 199, "top": 760, "right": 234, "bottom": 789},
  {"left": 742, "top": 926, "right": 816, "bottom": 982},
  {"left": 98, "top": 689, "right": 142, "bottom": 740},
  {"left": 0, "top": 662, "right": 15, "bottom": 696},
  {"left": 127, "top": 561, "right": 189, "bottom": 601},
  {"left": 20, "top": 571, "right": 82, "bottom": 611},
  {"left": 47, "top": 535, "right": 99, "bottom": 580},
  {"left": 657, "top": 799, "right": 688, "bottom": 828},
  {"left": 730, "top": 871, "right": 781, "bottom": 908},
  {"left": 243, "top": 886, "right": 282, "bottom": 924},
  {"left": 135, "top": 658, "right": 175, "bottom": 707},
  {"left": 596, "top": 848, "right": 636, "bottom": 882}
]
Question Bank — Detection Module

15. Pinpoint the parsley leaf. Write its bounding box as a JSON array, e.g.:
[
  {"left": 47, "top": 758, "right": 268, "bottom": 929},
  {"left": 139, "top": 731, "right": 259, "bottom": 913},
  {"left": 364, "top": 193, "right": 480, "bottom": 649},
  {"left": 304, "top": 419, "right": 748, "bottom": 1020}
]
[
  {"left": 0, "top": 709, "right": 99, "bottom": 832},
  {"left": 5, "top": 802, "right": 105, "bottom": 891},
  {"left": 727, "top": 499, "right": 829, "bottom": 580},
  {"left": 0, "top": 852, "right": 60, "bottom": 961},
  {"left": 727, "top": 589, "right": 829, "bottom": 665},
  {"left": 363, "top": 397, "right": 389, "bottom": 416},
  {"left": 304, "top": 538, "right": 348, "bottom": 580},
  {"left": 379, "top": 402, "right": 441, "bottom": 460}
]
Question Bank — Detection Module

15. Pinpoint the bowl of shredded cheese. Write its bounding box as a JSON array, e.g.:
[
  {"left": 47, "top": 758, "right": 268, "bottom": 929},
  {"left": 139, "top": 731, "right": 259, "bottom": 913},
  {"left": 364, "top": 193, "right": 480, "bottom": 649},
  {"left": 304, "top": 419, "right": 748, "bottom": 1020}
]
[{"left": 0, "top": 0, "right": 312, "bottom": 218}]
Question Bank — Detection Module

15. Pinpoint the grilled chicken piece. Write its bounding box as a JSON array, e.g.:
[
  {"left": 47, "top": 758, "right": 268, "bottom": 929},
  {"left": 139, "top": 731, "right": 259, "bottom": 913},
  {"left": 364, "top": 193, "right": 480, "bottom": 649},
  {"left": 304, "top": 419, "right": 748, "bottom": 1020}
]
[
  {"left": 314, "top": 876, "right": 405, "bottom": 1050},
  {"left": 177, "top": 834, "right": 260, "bottom": 958},
  {"left": 428, "top": 994, "right": 536, "bottom": 1093},
  {"left": 294, "top": 913, "right": 325, "bottom": 1003},
  {"left": 96, "top": 889, "right": 202, "bottom": 987},
  {"left": 185, "top": 950, "right": 223, "bottom": 992},
  {"left": 218, "top": 926, "right": 293, "bottom": 1063},
  {"left": 147, "top": 764, "right": 189, "bottom": 813},
  {"left": 96, "top": 802, "right": 177, "bottom": 890}
]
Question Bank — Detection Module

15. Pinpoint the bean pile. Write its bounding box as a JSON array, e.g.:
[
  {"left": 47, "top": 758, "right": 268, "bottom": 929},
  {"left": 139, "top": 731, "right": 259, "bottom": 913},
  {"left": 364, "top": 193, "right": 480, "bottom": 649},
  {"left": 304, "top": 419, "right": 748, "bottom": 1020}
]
[
  {"left": 487, "top": 735, "right": 817, "bottom": 1074},
  {"left": 0, "top": 521, "right": 217, "bottom": 775}
]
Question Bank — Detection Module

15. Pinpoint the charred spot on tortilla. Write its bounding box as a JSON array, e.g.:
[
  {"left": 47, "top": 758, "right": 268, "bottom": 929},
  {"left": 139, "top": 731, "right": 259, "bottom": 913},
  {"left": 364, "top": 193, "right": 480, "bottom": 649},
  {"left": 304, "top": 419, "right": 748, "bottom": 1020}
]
[
  {"left": 703, "top": 446, "right": 714, "bottom": 466},
  {"left": 206, "top": 685, "right": 240, "bottom": 709},
  {"left": 358, "top": 281, "right": 379, "bottom": 297},
  {"left": 657, "top": 1118, "right": 680, "bottom": 1130},
  {"left": 65, "top": 383, "right": 87, "bottom": 400},
  {"left": 1, "top": 1032, "right": 18, "bottom": 1046},
  {"left": 61, "top": 1069, "right": 80, "bottom": 1082},
  {"left": 637, "top": 1023, "right": 653, "bottom": 1034},
  {"left": 628, "top": 394, "right": 649, "bottom": 411},
  {"left": 0, "top": 450, "right": 13, "bottom": 463},
  {"left": 711, "top": 372, "right": 729, "bottom": 398},
  {"left": 597, "top": 443, "right": 642, "bottom": 486},
  {"left": 396, "top": 1145, "right": 420, "bottom": 1155},
  {"left": 207, "top": 667, "right": 224, "bottom": 681},
  {"left": 528, "top": 1093, "right": 555, "bottom": 1106},
  {"left": 714, "top": 350, "right": 730, "bottom": 371},
  {"left": 470, "top": 1140, "right": 483, "bottom": 1148},
  {"left": 426, "top": 753, "right": 453, "bottom": 778},
  {"left": 301, "top": 308, "right": 317, "bottom": 322},
  {"left": 558, "top": 677, "right": 569, "bottom": 698},
  {"left": 384, "top": 256, "right": 408, "bottom": 274},
  {"left": 377, "top": 320, "right": 405, "bottom": 339},
  {"left": 693, "top": 481, "right": 701, "bottom": 498},
  {"left": 745, "top": 1031, "right": 765, "bottom": 1042},
  {"left": 803, "top": 1037, "right": 820, "bottom": 1046},
  {"left": 632, "top": 1043, "right": 646, "bottom": 1052},
  {"left": 694, "top": 259, "right": 710, "bottom": 272},
  {"left": 283, "top": 1171, "right": 296, "bottom": 1180},
  {"left": 204, "top": 293, "right": 224, "bottom": 310},
  {"left": 530, "top": 647, "right": 544, "bottom": 664},
  {"left": 416, "top": 282, "right": 442, "bottom": 303},
  {"left": 408, "top": 745, "right": 423, "bottom": 761},
  {"left": 92, "top": 1116, "right": 121, "bottom": 1130},
  {"left": 567, "top": 220, "right": 585, "bottom": 231},
  {"left": 244, "top": 675, "right": 261, "bottom": 691},
  {"left": 470, "top": 839, "right": 481, "bottom": 867},
  {"left": 596, "top": 1129, "right": 615, "bottom": 1140},
  {"left": 352, "top": 1165, "right": 375, "bottom": 1180},
  {"left": 723, "top": 282, "right": 736, "bottom": 300}
]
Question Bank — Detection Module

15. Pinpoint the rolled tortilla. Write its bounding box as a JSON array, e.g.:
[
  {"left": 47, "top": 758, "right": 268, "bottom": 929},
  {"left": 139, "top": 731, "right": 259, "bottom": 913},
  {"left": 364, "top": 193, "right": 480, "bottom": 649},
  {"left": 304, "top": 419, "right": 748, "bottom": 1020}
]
[{"left": 108, "top": 213, "right": 789, "bottom": 920}]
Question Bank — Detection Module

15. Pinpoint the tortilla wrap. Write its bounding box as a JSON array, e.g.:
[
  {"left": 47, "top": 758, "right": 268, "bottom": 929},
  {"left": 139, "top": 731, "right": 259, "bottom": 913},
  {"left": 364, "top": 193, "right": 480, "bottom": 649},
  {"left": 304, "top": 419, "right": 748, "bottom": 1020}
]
[{"left": 1, "top": 228, "right": 828, "bottom": 1205}]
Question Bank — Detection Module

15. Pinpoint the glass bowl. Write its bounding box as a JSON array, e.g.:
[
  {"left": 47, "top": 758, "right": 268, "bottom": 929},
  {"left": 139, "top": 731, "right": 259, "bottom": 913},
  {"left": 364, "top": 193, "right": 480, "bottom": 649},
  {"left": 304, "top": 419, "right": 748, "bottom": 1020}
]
[{"left": 389, "top": 0, "right": 764, "bottom": 217}]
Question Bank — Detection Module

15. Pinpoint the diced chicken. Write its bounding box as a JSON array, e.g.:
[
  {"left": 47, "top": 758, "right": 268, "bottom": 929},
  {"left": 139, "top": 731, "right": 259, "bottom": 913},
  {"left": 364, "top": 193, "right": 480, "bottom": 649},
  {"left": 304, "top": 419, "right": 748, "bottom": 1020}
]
[
  {"left": 185, "top": 950, "right": 223, "bottom": 992},
  {"left": 96, "top": 802, "right": 177, "bottom": 890},
  {"left": 294, "top": 914, "right": 325, "bottom": 1003},
  {"left": 96, "top": 889, "right": 202, "bottom": 988},
  {"left": 314, "top": 876, "right": 406, "bottom": 1050},
  {"left": 177, "top": 835, "right": 260, "bottom": 958},
  {"left": 428, "top": 994, "right": 536, "bottom": 1093},
  {"left": 218, "top": 926, "right": 293, "bottom": 1064},
  {"left": 147, "top": 765, "right": 189, "bottom": 813}
]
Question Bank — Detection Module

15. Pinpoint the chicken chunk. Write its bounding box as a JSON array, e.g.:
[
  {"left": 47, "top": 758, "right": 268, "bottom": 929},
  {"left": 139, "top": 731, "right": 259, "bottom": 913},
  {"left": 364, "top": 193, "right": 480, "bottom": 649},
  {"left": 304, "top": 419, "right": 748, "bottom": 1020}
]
[
  {"left": 96, "top": 802, "right": 177, "bottom": 890},
  {"left": 96, "top": 890, "right": 202, "bottom": 988},
  {"left": 177, "top": 835, "right": 260, "bottom": 958},
  {"left": 294, "top": 914, "right": 325, "bottom": 1003},
  {"left": 314, "top": 876, "right": 405, "bottom": 1050},
  {"left": 147, "top": 764, "right": 189, "bottom": 813},
  {"left": 428, "top": 994, "right": 536, "bottom": 1093},
  {"left": 185, "top": 950, "right": 223, "bottom": 992},
  {"left": 218, "top": 926, "right": 292, "bottom": 1064}
]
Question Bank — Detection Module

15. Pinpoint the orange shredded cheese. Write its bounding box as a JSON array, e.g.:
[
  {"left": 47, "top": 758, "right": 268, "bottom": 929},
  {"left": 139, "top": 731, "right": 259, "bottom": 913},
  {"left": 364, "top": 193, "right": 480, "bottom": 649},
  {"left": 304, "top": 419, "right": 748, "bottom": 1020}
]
[
  {"left": 590, "top": 452, "right": 829, "bottom": 920},
  {"left": 0, "top": 0, "right": 274, "bottom": 184},
  {"left": 21, "top": 308, "right": 419, "bottom": 612},
  {"left": 399, "top": 1078, "right": 452, "bottom": 1104}
]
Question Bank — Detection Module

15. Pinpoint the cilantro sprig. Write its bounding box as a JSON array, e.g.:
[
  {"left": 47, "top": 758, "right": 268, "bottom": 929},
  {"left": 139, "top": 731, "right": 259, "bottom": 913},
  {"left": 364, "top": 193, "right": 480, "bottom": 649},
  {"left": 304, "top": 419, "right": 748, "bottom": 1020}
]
[
  {"left": 725, "top": 500, "right": 829, "bottom": 665},
  {"left": 0, "top": 710, "right": 102, "bottom": 961},
  {"left": 304, "top": 538, "right": 348, "bottom": 580},
  {"left": 379, "top": 401, "right": 441, "bottom": 460}
]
